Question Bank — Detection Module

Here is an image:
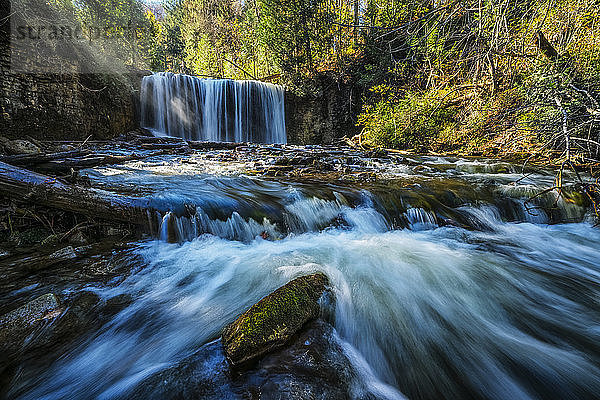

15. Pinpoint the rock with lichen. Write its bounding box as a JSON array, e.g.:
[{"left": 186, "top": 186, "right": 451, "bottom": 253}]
[
  {"left": 222, "top": 272, "right": 329, "bottom": 367},
  {"left": 3, "top": 139, "right": 41, "bottom": 155},
  {"left": 124, "top": 319, "right": 402, "bottom": 400},
  {"left": 0, "top": 294, "right": 62, "bottom": 353}
]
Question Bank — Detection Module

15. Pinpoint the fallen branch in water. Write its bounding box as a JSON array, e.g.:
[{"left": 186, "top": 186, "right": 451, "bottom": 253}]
[
  {"left": 0, "top": 150, "right": 88, "bottom": 166},
  {"left": 0, "top": 161, "right": 165, "bottom": 228}
]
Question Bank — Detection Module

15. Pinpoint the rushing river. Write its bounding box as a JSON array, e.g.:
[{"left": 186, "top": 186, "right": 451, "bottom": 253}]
[{"left": 3, "top": 151, "right": 600, "bottom": 400}]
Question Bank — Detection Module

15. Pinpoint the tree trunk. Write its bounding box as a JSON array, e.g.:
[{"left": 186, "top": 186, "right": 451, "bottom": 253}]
[
  {"left": 0, "top": 161, "right": 164, "bottom": 228},
  {"left": 535, "top": 31, "right": 559, "bottom": 60},
  {"left": 354, "top": 0, "right": 359, "bottom": 41}
]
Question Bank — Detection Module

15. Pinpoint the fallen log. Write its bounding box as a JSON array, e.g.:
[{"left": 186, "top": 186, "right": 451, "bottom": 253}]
[
  {"left": 0, "top": 150, "right": 87, "bottom": 166},
  {"left": 0, "top": 151, "right": 156, "bottom": 173},
  {"left": 187, "top": 141, "right": 246, "bottom": 150},
  {"left": 1, "top": 244, "right": 97, "bottom": 275},
  {"left": 0, "top": 161, "right": 165, "bottom": 228},
  {"left": 34, "top": 153, "right": 147, "bottom": 173}
]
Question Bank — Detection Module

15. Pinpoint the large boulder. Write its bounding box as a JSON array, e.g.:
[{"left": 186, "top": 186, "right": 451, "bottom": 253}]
[
  {"left": 222, "top": 272, "right": 329, "bottom": 367},
  {"left": 0, "top": 293, "right": 62, "bottom": 353},
  {"left": 125, "top": 319, "right": 404, "bottom": 400},
  {"left": 3, "top": 139, "right": 41, "bottom": 155}
]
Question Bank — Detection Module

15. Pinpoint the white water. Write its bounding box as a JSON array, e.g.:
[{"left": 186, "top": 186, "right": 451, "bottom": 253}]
[
  {"left": 140, "top": 72, "right": 286, "bottom": 143},
  {"left": 7, "top": 155, "right": 600, "bottom": 400},
  {"left": 13, "top": 207, "right": 600, "bottom": 400}
]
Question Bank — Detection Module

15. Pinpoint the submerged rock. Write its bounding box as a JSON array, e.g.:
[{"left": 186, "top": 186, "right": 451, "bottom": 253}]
[
  {"left": 0, "top": 290, "right": 132, "bottom": 397},
  {"left": 0, "top": 290, "right": 127, "bottom": 358},
  {"left": 222, "top": 273, "right": 329, "bottom": 367}
]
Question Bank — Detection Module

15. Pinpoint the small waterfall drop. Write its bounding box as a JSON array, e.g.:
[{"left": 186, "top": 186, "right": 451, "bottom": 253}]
[
  {"left": 9, "top": 151, "right": 600, "bottom": 400},
  {"left": 140, "top": 72, "right": 286, "bottom": 143}
]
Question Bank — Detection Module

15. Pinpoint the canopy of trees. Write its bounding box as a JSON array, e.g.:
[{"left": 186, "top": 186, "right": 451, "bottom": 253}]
[{"left": 40, "top": 0, "right": 600, "bottom": 163}]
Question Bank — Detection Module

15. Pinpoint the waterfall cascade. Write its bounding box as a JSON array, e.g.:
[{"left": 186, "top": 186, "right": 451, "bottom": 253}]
[{"left": 140, "top": 72, "right": 286, "bottom": 143}]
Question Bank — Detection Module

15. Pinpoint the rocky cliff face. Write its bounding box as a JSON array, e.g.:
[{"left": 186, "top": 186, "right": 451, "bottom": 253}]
[
  {"left": 1, "top": 0, "right": 354, "bottom": 146},
  {"left": 0, "top": 6, "right": 149, "bottom": 141},
  {"left": 0, "top": 63, "right": 149, "bottom": 141},
  {"left": 284, "top": 73, "right": 362, "bottom": 145}
]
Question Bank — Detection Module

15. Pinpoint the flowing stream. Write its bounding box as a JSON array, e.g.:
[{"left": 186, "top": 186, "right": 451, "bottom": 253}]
[{"left": 4, "top": 151, "right": 600, "bottom": 400}]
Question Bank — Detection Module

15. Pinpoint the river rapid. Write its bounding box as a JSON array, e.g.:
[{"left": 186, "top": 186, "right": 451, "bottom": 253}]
[{"left": 3, "top": 149, "right": 600, "bottom": 400}]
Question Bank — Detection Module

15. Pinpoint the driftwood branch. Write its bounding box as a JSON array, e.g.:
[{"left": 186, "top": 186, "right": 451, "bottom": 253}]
[{"left": 0, "top": 161, "right": 165, "bottom": 228}]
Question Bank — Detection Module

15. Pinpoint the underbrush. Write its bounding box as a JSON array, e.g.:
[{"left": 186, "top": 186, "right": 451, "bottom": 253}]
[{"left": 354, "top": 0, "right": 600, "bottom": 165}]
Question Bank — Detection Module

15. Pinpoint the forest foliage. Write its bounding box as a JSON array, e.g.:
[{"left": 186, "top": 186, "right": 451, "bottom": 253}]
[{"left": 38, "top": 0, "right": 600, "bottom": 163}]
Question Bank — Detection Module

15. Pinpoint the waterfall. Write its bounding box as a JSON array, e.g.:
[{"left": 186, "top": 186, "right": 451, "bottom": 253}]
[{"left": 140, "top": 72, "right": 287, "bottom": 143}]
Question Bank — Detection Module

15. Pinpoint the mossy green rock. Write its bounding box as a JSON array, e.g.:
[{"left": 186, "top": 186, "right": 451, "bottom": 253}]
[{"left": 222, "top": 273, "right": 329, "bottom": 367}]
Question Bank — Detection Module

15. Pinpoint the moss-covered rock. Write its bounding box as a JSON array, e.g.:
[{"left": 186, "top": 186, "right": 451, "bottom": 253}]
[
  {"left": 222, "top": 273, "right": 329, "bottom": 367},
  {"left": 126, "top": 319, "right": 400, "bottom": 400},
  {"left": 125, "top": 319, "right": 404, "bottom": 400}
]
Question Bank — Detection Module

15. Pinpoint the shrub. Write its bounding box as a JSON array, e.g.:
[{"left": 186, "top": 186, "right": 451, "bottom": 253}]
[{"left": 357, "top": 86, "right": 457, "bottom": 151}]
